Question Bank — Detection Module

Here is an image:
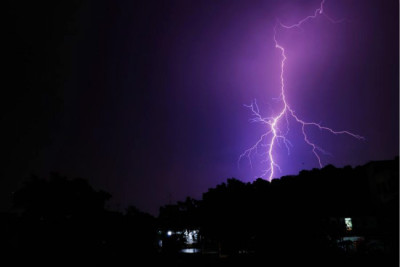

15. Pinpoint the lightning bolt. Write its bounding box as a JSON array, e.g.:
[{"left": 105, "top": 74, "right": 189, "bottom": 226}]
[{"left": 239, "top": 0, "right": 364, "bottom": 181}]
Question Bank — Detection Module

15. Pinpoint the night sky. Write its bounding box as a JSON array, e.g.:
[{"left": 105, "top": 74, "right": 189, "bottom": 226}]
[{"left": 3, "top": 0, "right": 398, "bottom": 215}]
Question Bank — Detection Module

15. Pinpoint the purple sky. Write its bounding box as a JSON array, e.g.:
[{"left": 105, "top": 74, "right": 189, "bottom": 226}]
[{"left": 3, "top": 0, "right": 398, "bottom": 215}]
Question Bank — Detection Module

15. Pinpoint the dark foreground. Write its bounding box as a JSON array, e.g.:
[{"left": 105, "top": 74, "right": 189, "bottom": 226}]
[
  {"left": 4, "top": 251, "right": 399, "bottom": 267},
  {"left": 2, "top": 158, "right": 398, "bottom": 266}
]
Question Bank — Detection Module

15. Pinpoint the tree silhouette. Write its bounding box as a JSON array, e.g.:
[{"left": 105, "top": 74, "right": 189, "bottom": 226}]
[{"left": 13, "top": 173, "right": 111, "bottom": 218}]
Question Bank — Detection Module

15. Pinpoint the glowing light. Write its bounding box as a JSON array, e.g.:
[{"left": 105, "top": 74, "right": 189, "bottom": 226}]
[
  {"left": 345, "top": 218, "right": 353, "bottom": 231},
  {"left": 180, "top": 248, "right": 201, "bottom": 254},
  {"left": 167, "top": 231, "right": 172, "bottom": 236},
  {"left": 239, "top": 0, "right": 364, "bottom": 181},
  {"left": 184, "top": 229, "right": 199, "bottom": 245}
]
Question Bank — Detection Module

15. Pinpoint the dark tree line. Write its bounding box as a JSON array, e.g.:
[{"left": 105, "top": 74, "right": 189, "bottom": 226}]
[
  {"left": 0, "top": 157, "right": 398, "bottom": 266},
  {"left": 158, "top": 158, "right": 398, "bottom": 266},
  {"left": 2, "top": 173, "right": 157, "bottom": 266}
]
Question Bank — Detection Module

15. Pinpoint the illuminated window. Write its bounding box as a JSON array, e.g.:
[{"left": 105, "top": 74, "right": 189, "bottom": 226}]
[
  {"left": 344, "top": 218, "right": 352, "bottom": 231},
  {"left": 183, "top": 229, "right": 199, "bottom": 244}
]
